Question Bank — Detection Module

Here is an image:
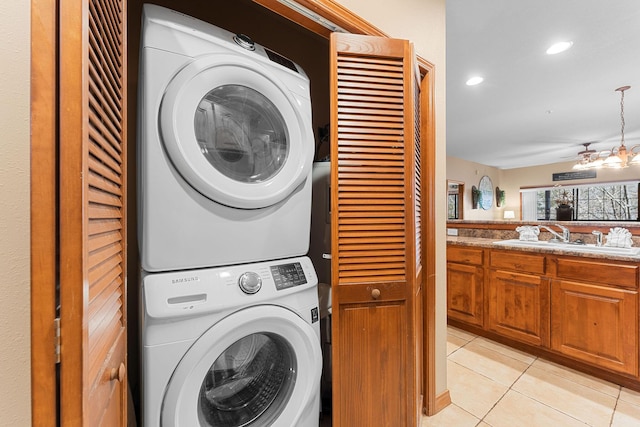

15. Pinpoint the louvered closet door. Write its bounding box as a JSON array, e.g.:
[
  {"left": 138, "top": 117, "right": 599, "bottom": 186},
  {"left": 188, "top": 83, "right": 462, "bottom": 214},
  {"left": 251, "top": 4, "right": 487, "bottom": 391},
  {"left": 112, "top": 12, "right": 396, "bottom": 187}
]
[
  {"left": 59, "top": 0, "right": 128, "bottom": 425},
  {"left": 330, "top": 32, "right": 422, "bottom": 427}
]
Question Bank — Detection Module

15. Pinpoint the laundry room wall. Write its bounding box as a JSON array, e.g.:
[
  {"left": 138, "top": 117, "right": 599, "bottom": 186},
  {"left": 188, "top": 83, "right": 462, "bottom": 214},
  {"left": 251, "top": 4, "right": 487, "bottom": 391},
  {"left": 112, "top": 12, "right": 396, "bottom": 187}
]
[{"left": 0, "top": 0, "right": 31, "bottom": 425}]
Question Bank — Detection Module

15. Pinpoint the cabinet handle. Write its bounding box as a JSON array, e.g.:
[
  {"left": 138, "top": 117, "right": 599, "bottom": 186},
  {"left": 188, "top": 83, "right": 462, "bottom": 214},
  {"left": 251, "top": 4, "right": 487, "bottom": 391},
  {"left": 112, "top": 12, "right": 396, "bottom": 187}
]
[
  {"left": 371, "top": 288, "right": 381, "bottom": 299},
  {"left": 110, "top": 362, "right": 126, "bottom": 383}
]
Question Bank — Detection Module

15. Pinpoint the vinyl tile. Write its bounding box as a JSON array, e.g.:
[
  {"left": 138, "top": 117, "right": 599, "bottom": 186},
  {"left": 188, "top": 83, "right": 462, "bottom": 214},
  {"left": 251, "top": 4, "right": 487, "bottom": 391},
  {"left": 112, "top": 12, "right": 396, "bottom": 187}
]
[
  {"left": 447, "top": 326, "right": 477, "bottom": 343},
  {"left": 447, "top": 360, "right": 509, "bottom": 419},
  {"left": 472, "top": 337, "right": 536, "bottom": 365},
  {"left": 619, "top": 387, "right": 640, "bottom": 406},
  {"left": 483, "top": 390, "right": 588, "bottom": 427},
  {"left": 446, "top": 334, "right": 469, "bottom": 356},
  {"left": 512, "top": 364, "right": 616, "bottom": 426},
  {"left": 448, "top": 339, "right": 530, "bottom": 386},
  {"left": 531, "top": 358, "right": 620, "bottom": 397},
  {"left": 422, "top": 403, "right": 480, "bottom": 427},
  {"left": 612, "top": 399, "right": 640, "bottom": 427}
]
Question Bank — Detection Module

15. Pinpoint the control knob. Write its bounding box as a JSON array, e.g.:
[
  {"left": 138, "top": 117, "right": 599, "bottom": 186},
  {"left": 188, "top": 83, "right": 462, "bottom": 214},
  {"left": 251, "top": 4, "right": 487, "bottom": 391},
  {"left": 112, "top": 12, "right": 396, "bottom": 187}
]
[
  {"left": 233, "top": 34, "right": 255, "bottom": 51},
  {"left": 238, "top": 271, "right": 262, "bottom": 294}
]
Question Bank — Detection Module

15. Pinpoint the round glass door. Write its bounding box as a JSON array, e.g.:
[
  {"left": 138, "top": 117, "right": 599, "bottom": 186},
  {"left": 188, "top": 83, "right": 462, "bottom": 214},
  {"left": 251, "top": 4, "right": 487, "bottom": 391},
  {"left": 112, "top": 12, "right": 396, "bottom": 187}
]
[
  {"left": 198, "top": 333, "right": 295, "bottom": 426},
  {"left": 160, "top": 54, "right": 313, "bottom": 209},
  {"left": 161, "top": 305, "right": 322, "bottom": 427},
  {"left": 195, "top": 85, "right": 288, "bottom": 184}
]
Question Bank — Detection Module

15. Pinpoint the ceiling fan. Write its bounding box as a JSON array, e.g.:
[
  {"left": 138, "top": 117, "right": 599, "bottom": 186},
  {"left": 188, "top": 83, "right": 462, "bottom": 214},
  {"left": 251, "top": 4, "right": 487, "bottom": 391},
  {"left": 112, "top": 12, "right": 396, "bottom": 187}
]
[
  {"left": 576, "top": 142, "right": 597, "bottom": 160},
  {"left": 570, "top": 142, "right": 602, "bottom": 169}
]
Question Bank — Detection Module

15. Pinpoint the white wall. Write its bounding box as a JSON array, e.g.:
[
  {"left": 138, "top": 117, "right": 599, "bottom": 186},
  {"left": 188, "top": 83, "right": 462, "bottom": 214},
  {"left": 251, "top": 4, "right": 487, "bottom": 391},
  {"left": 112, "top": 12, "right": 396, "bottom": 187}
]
[
  {"left": 337, "top": 0, "right": 448, "bottom": 396},
  {"left": 0, "top": 0, "right": 31, "bottom": 425},
  {"left": 449, "top": 156, "right": 640, "bottom": 220}
]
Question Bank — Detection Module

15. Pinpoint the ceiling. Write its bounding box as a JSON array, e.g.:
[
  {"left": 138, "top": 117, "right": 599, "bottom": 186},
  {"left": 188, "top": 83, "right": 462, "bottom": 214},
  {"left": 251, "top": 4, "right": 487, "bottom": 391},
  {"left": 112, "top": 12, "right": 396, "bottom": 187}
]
[{"left": 446, "top": 0, "right": 640, "bottom": 169}]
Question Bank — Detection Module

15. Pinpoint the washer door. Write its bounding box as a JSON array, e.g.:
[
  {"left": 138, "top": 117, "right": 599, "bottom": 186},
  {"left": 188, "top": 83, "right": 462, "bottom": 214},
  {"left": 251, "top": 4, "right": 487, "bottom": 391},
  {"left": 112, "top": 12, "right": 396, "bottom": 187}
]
[
  {"left": 160, "top": 54, "right": 313, "bottom": 209},
  {"left": 162, "top": 305, "right": 322, "bottom": 426}
]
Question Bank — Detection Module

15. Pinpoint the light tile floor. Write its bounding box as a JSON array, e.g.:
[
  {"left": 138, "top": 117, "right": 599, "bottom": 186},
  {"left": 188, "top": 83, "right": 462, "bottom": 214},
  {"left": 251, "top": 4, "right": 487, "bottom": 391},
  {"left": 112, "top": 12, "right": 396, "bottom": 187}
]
[{"left": 423, "top": 326, "right": 640, "bottom": 427}]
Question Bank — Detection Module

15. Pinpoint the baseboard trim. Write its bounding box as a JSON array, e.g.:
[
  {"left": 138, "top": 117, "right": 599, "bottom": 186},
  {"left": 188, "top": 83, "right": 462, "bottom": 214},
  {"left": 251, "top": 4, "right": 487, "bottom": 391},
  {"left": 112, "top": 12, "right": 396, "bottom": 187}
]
[{"left": 426, "top": 389, "right": 451, "bottom": 416}]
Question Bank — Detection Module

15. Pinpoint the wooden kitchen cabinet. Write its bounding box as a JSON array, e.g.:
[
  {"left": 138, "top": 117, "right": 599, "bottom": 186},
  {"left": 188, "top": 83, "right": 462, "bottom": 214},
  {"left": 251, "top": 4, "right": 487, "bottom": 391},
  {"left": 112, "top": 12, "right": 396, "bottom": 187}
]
[
  {"left": 487, "top": 251, "right": 549, "bottom": 346},
  {"left": 551, "top": 258, "right": 639, "bottom": 376},
  {"left": 448, "top": 242, "right": 640, "bottom": 388},
  {"left": 447, "top": 246, "right": 484, "bottom": 327},
  {"left": 488, "top": 270, "right": 549, "bottom": 347}
]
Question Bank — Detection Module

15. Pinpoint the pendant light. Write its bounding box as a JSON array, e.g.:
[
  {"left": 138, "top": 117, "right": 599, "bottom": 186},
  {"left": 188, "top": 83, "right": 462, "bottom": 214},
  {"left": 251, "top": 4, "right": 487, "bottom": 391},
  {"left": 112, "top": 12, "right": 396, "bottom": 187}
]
[
  {"left": 573, "top": 86, "right": 640, "bottom": 169},
  {"left": 603, "top": 86, "right": 638, "bottom": 168}
]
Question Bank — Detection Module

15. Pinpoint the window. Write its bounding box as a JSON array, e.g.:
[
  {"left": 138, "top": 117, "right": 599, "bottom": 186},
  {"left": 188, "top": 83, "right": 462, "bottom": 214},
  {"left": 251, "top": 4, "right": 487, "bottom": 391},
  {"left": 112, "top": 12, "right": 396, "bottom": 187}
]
[{"left": 525, "top": 181, "right": 639, "bottom": 221}]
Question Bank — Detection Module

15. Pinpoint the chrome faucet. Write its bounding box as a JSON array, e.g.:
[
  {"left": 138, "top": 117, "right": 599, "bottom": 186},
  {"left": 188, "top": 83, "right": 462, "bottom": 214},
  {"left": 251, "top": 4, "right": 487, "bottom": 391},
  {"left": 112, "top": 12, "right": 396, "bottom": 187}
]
[
  {"left": 539, "top": 224, "right": 570, "bottom": 243},
  {"left": 557, "top": 224, "right": 571, "bottom": 243},
  {"left": 592, "top": 230, "right": 603, "bottom": 247}
]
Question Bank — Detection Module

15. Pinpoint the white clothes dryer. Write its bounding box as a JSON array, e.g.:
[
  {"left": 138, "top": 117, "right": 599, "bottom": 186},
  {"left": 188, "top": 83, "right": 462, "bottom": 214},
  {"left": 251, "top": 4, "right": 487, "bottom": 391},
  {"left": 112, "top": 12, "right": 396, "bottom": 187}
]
[
  {"left": 138, "top": 4, "right": 315, "bottom": 272},
  {"left": 141, "top": 256, "right": 322, "bottom": 427}
]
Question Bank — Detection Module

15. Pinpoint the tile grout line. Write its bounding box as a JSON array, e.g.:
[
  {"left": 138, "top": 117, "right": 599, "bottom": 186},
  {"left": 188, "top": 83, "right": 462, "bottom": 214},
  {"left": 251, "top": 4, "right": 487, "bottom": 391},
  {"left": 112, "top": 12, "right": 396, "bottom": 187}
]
[
  {"left": 446, "top": 330, "right": 632, "bottom": 426},
  {"left": 510, "top": 362, "right": 618, "bottom": 426},
  {"left": 476, "top": 355, "right": 538, "bottom": 425},
  {"left": 609, "top": 387, "right": 622, "bottom": 427}
]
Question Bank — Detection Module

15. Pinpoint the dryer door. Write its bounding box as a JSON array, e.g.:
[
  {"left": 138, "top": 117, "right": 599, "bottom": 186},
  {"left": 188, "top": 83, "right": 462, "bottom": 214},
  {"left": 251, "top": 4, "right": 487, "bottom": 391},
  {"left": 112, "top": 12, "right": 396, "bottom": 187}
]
[
  {"left": 162, "top": 305, "right": 322, "bottom": 427},
  {"left": 160, "top": 54, "right": 313, "bottom": 209}
]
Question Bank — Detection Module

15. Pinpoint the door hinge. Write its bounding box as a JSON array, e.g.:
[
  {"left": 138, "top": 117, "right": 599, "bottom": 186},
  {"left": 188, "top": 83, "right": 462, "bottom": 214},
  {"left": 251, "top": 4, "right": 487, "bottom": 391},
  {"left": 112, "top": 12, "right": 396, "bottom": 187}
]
[{"left": 54, "top": 317, "right": 61, "bottom": 364}]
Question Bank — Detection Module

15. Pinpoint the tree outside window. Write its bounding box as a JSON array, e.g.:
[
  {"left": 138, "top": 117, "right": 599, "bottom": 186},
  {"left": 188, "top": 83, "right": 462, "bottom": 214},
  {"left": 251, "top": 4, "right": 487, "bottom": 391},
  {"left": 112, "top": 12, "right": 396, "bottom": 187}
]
[{"left": 535, "top": 182, "right": 639, "bottom": 221}]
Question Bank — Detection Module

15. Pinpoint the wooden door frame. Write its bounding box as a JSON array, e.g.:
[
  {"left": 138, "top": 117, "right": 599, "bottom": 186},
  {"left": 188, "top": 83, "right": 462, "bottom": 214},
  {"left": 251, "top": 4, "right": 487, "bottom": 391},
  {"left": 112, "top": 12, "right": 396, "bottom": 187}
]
[
  {"left": 31, "top": 0, "right": 58, "bottom": 424},
  {"left": 31, "top": 0, "right": 440, "bottom": 422}
]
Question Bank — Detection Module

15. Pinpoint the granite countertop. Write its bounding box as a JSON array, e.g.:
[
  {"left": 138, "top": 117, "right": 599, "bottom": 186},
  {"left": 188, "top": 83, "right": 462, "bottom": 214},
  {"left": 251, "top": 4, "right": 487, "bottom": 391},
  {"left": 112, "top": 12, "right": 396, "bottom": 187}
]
[
  {"left": 447, "top": 220, "right": 640, "bottom": 227},
  {"left": 447, "top": 236, "right": 640, "bottom": 262}
]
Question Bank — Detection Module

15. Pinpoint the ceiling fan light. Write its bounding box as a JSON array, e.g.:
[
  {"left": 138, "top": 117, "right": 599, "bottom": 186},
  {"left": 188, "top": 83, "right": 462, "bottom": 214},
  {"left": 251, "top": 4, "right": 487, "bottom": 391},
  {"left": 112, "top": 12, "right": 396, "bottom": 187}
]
[
  {"left": 629, "top": 152, "right": 640, "bottom": 165},
  {"left": 602, "top": 154, "right": 623, "bottom": 168},
  {"left": 604, "top": 153, "right": 622, "bottom": 163}
]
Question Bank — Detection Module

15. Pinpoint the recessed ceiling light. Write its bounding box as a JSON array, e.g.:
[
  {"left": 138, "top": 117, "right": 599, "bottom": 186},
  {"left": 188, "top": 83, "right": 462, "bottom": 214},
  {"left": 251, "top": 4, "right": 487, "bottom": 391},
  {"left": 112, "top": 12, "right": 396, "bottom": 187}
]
[
  {"left": 546, "top": 41, "right": 573, "bottom": 55},
  {"left": 466, "top": 76, "right": 484, "bottom": 86}
]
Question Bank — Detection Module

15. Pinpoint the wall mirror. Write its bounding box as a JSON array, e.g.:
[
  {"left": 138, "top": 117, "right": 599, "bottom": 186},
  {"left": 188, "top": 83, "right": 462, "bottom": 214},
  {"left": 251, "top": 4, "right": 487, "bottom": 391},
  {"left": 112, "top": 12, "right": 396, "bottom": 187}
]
[
  {"left": 447, "top": 180, "right": 464, "bottom": 219},
  {"left": 478, "top": 175, "right": 493, "bottom": 210}
]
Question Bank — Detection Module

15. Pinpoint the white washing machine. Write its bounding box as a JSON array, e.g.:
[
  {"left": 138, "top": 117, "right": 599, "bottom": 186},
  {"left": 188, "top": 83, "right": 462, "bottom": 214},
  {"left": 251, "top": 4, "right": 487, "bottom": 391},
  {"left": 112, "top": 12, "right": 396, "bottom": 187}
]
[
  {"left": 141, "top": 256, "right": 322, "bottom": 427},
  {"left": 138, "top": 4, "right": 315, "bottom": 272}
]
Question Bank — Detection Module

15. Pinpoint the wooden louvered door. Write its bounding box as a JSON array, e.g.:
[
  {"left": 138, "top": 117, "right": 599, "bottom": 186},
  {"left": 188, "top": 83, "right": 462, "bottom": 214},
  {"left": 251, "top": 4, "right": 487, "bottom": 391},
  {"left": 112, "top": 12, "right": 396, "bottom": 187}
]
[
  {"left": 59, "top": 0, "right": 128, "bottom": 425},
  {"left": 330, "top": 33, "right": 422, "bottom": 427}
]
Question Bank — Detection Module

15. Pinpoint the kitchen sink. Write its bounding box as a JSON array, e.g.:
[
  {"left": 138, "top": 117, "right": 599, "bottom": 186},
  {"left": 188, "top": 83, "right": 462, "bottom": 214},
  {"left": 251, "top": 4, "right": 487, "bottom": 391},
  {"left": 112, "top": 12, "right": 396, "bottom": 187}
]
[{"left": 493, "top": 239, "right": 640, "bottom": 256}]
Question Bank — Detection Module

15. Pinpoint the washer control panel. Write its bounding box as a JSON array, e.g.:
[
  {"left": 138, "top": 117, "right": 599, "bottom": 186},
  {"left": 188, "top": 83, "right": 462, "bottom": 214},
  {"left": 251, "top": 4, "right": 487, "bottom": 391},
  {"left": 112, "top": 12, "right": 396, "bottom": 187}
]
[
  {"left": 270, "top": 262, "right": 307, "bottom": 290},
  {"left": 143, "top": 256, "right": 317, "bottom": 319}
]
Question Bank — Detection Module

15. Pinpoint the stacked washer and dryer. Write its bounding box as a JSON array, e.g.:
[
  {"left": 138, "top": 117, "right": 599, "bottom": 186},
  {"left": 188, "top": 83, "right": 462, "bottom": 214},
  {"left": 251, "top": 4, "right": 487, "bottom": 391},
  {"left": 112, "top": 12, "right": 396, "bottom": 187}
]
[{"left": 137, "top": 5, "right": 322, "bottom": 426}]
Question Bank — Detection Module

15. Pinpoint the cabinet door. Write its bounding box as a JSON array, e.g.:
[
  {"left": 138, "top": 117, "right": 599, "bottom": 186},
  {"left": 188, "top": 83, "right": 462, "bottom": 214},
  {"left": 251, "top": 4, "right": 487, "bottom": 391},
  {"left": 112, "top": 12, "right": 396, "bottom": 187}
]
[
  {"left": 330, "top": 32, "right": 421, "bottom": 427},
  {"left": 447, "top": 263, "right": 484, "bottom": 327},
  {"left": 488, "top": 270, "right": 549, "bottom": 347},
  {"left": 551, "top": 280, "right": 638, "bottom": 376}
]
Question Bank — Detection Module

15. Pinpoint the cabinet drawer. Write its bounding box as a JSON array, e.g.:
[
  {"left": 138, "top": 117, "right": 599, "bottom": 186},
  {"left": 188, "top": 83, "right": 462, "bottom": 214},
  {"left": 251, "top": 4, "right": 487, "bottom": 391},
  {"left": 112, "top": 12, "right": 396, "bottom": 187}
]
[
  {"left": 555, "top": 258, "right": 638, "bottom": 289},
  {"left": 490, "top": 250, "right": 545, "bottom": 275},
  {"left": 447, "top": 246, "right": 483, "bottom": 265}
]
